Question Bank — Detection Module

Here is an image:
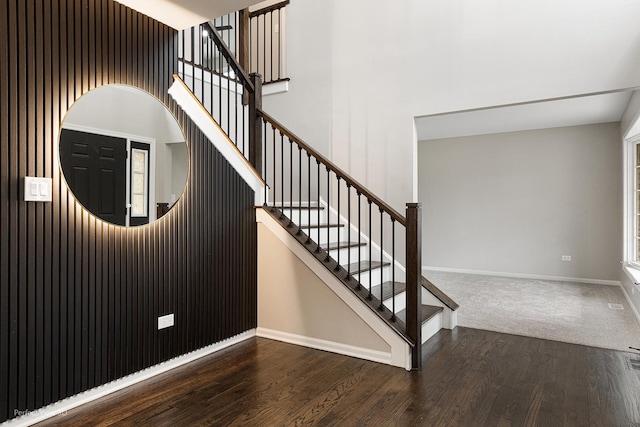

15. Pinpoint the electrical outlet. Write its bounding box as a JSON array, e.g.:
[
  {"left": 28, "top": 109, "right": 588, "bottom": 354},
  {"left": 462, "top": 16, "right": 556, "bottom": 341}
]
[
  {"left": 562, "top": 255, "right": 571, "bottom": 261},
  {"left": 158, "top": 314, "right": 174, "bottom": 330}
]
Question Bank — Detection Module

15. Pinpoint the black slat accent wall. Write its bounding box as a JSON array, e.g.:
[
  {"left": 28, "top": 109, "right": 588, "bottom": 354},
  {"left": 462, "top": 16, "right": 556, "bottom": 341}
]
[{"left": 0, "top": 0, "right": 258, "bottom": 422}]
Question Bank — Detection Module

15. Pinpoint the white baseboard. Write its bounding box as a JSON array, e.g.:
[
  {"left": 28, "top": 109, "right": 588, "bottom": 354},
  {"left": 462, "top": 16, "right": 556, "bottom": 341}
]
[
  {"left": 256, "top": 327, "right": 393, "bottom": 366},
  {"left": 422, "top": 266, "right": 621, "bottom": 287},
  {"left": 5, "top": 330, "right": 256, "bottom": 427}
]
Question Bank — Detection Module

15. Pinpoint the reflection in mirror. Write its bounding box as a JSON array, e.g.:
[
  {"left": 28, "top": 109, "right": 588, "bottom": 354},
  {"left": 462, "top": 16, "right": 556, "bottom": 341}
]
[{"left": 59, "top": 85, "right": 188, "bottom": 226}]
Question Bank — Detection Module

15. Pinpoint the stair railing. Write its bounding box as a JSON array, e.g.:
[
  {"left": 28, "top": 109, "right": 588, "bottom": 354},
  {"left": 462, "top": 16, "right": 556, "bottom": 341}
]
[
  {"left": 178, "top": 21, "right": 425, "bottom": 367},
  {"left": 178, "top": 22, "right": 259, "bottom": 166},
  {"left": 258, "top": 110, "right": 424, "bottom": 367},
  {"left": 244, "top": 1, "right": 290, "bottom": 84}
]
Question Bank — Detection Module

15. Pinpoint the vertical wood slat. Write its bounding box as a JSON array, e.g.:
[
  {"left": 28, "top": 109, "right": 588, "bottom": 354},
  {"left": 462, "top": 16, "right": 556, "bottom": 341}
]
[
  {"left": 0, "top": 0, "right": 258, "bottom": 422},
  {"left": 42, "top": 0, "right": 54, "bottom": 408},
  {"left": 16, "top": 0, "right": 28, "bottom": 414},
  {"left": 25, "top": 0, "right": 37, "bottom": 412},
  {"left": 1, "top": 1, "right": 11, "bottom": 421}
]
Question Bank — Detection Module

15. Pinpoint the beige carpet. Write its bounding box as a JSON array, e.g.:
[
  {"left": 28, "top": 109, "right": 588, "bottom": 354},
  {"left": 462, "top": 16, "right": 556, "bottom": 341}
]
[{"left": 425, "top": 271, "right": 640, "bottom": 352}]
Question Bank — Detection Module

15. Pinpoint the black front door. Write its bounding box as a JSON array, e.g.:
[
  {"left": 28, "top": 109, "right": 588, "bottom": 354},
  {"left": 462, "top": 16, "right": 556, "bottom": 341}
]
[{"left": 59, "top": 129, "right": 127, "bottom": 226}]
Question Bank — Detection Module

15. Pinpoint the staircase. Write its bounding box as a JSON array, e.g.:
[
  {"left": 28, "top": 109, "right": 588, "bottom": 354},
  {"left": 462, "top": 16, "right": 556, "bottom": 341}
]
[
  {"left": 262, "top": 202, "right": 447, "bottom": 346},
  {"left": 172, "top": 21, "right": 458, "bottom": 370}
]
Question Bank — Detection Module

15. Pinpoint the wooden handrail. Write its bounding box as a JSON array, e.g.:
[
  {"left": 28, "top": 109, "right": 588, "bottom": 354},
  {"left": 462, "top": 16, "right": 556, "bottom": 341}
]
[
  {"left": 249, "top": 0, "right": 290, "bottom": 18},
  {"left": 258, "top": 108, "right": 406, "bottom": 226},
  {"left": 203, "top": 22, "right": 255, "bottom": 93},
  {"left": 421, "top": 277, "right": 459, "bottom": 310}
]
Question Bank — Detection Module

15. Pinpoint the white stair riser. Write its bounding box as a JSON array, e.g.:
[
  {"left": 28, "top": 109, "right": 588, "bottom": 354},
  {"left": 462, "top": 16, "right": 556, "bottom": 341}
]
[
  {"left": 304, "top": 227, "right": 344, "bottom": 244},
  {"left": 327, "top": 246, "right": 366, "bottom": 264},
  {"left": 279, "top": 208, "right": 325, "bottom": 226},
  {"left": 382, "top": 291, "right": 406, "bottom": 314},
  {"left": 351, "top": 267, "right": 390, "bottom": 288},
  {"left": 421, "top": 312, "right": 443, "bottom": 344}
]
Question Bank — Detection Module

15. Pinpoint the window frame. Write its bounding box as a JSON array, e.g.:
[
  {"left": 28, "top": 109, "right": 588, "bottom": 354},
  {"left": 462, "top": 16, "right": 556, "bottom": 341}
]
[{"left": 624, "top": 133, "right": 640, "bottom": 269}]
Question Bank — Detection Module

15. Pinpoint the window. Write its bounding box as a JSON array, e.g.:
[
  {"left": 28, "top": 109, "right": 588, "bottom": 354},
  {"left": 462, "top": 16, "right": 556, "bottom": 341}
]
[
  {"left": 636, "top": 144, "right": 640, "bottom": 262},
  {"left": 626, "top": 133, "right": 640, "bottom": 266},
  {"left": 129, "top": 141, "right": 151, "bottom": 227}
]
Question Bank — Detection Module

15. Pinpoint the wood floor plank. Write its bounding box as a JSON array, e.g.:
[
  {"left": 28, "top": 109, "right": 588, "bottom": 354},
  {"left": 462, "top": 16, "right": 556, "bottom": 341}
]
[{"left": 35, "top": 328, "right": 640, "bottom": 426}]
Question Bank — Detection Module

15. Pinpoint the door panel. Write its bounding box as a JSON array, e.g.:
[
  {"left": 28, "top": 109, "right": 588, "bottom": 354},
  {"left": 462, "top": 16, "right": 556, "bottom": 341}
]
[{"left": 60, "top": 129, "right": 127, "bottom": 225}]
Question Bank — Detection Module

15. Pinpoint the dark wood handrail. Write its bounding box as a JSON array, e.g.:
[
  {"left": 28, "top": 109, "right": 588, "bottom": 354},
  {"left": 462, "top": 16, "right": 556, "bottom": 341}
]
[
  {"left": 203, "top": 22, "right": 255, "bottom": 93},
  {"left": 249, "top": 0, "right": 290, "bottom": 18},
  {"left": 258, "top": 108, "right": 406, "bottom": 226},
  {"left": 421, "top": 277, "right": 459, "bottom": 311}
]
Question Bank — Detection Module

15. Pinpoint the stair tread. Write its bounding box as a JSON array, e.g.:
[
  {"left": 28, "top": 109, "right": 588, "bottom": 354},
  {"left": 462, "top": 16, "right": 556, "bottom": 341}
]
[
  {"left": 300, "top": 223, "right": 344, "bottom": 229},
  {"left": 395, "top": 305, "right": 444, "bottom": 325},
  {"left": 325, "top": 241, "right": 367, "bottom": 251},
  {"left": 370, "top": 281, "right": 406, "bottom": 300},
  {"left": 345, "top": 260, "right": 391, "bottom": 274}
]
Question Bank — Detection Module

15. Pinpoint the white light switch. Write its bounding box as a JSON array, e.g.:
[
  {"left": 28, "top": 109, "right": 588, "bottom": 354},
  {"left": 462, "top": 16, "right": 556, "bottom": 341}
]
[{"left": 24, "top": 177, "right": 52, "bottom": 202}]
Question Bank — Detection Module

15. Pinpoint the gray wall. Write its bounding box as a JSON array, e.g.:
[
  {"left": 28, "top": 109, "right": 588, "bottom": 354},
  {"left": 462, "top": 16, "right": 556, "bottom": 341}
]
[{"left": 418, "top": 123, "right": 622, "bottom": 281}]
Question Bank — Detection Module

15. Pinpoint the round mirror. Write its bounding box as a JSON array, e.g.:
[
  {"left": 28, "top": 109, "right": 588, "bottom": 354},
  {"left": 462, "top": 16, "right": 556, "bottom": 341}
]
[{"left": 59, "top": 85, "right": 188, "bottom": 226}]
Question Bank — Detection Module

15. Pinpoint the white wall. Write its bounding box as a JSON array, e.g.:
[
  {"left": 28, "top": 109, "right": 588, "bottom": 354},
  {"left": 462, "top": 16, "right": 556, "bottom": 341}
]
[
  {"left": 418, "top": 123, "right": 622, "bottom": 282},
  {"left": 263, "top": 0, "right": 640, "bottom": 213}
]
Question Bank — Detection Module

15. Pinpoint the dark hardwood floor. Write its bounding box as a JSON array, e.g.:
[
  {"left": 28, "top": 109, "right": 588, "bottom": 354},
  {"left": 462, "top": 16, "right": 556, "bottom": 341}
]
[{"left": 36, "top": 327, "right": 640, "bottom": 426}]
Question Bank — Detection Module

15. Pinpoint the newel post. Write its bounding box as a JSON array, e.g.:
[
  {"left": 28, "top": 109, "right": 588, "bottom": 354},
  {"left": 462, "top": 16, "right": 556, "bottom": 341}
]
[
  {"left": 248, "top": 73, "right": 263, "bottom": 177},
  {"left": 406, "top": 202, "right": 422, "bottom": 370}
]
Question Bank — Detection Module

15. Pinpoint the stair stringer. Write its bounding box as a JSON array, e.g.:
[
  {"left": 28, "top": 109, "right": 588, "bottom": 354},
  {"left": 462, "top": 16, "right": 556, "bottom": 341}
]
[
  {"left": 257, "top": 208, "right": 413, "bottom": 370},
  {"left": 168, "top": 75, "right": 266, "bottom": 205}
]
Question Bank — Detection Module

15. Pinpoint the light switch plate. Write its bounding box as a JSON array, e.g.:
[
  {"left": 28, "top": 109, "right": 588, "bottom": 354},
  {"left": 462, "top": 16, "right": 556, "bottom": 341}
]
[{"left": 24, "top": 177, "right": 52, "bottom": 202}]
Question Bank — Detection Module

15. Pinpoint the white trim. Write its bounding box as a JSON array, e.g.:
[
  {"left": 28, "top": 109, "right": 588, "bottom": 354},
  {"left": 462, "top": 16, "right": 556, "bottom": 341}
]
[
  {"left": 623, "top": 133, "right": 640, "bottom": 263},
  {"left": 618, "top": 281, "right": 640, "bottom": 325},
  {"left": 623, "top": 263, "right": 640, "bottom": 285},
  {"left": 168, "top": 77, "right": 266, "bottom": 205},
  {"left": 4, "top": 330, "right": 255, "bottom": 427},
  {"left": 257, "top": 208, "right": 412, "bottom": 370},
  {"left": 422, "top": 265, "right": 621, "bottom": 287},
  {"left": 622, "top": 95, "right": 640, "bottom": 140},
  {"left": 256, "top": 328, "right": 393, "bottom": 366},
  {"left": 411, "top": 120, "right": 418, "bottom": 202},
  {"left": 263, "top": 80, "right": 289, "bottom": 96},
  {"left": 179, "top": 62, "right": 244, "bottom": 95}
]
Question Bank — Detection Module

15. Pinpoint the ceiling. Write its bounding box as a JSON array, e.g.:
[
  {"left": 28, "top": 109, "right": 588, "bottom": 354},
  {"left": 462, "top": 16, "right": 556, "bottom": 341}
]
[
  {"left": 415, "top": 90, "right": 636, "bottom": 141},
  {"left": 115, "top": 0, "right": 263, "bottom": 30}
]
